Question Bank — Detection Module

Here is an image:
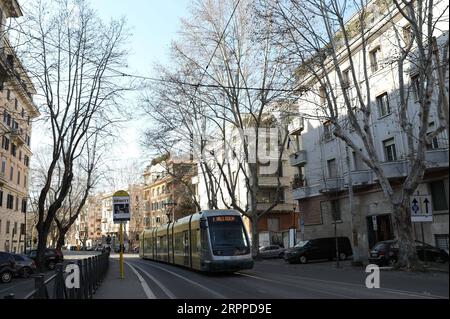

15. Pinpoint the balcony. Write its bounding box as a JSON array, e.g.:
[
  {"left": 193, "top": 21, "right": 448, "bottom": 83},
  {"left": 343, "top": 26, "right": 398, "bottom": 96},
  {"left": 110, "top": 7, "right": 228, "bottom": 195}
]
[
  {"left": 292, "top": 184, "right": 321, "bottom": 200},
  {"left": 375, "top": 161, "right": 410, "bottom": 180},
  {"left": 259, "top": 176, "right": 290, "bottom": 187},
  {"left": 343, "top": 170, "right": 373, "bottom": 186},
  {"left": 257, "top": 202, "right": 295, "bottom": 212},
  {"left": 289, "top": 150, "right": 307, "bottom": 166},
  {"left": 425, "top": 148, "right": 449, "bottom": 169},
  {"left": 319, "top": 177, "right": 345, "bottom": 193},
  {"left": 288, "top": 116, "right": 304, "bottom": 135}
]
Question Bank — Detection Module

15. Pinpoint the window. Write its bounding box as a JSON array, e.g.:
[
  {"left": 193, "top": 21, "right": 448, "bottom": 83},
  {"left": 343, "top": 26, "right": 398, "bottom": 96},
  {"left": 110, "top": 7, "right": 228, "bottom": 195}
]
[
  {"left": 411, "top": 74, "right": 420, "bottom": 101},
  {"left": 426, "top": 122, "right": 439, "bottom": 150},
  {"left": 14, "top": 98, "right": 18, "bottom": 110},
  {"left": 24, "top": 155, "right": 30, "bottom": 167},
  {"left": 435, "top": 234, "right": 449, "bottom": 252},
  {"left": 7, "top": 89, "right": 10, "bottom": 100},
  {"left": 24, "top": 174, "right": 27, "bottom": 188},
  {"left": 2, "top": 136, "right": 9, "bottom": 151},
  {"left": 21, "top": 108, "right": 25, "bottom": 118},
  {"left": 9, "top": 166, "right": 13, "bottom": 181},
  {"left": 383, "top": 138, "right": 397, "bottom": 162},
  {"left": 369, "top": 47, "right": 381, "bottom": 72},
  {"left": 256, "top": 187, "right": 285, "bottom": 203},
  {"left": 17, "top": 170, "right": 20, "bottom": 185},
  {"left": 331, "top": 200, "right": 341, "bottom": 221},
  {"left": 19, "top": 151, "right": 22, "bottom": 161},
  {"left": 429, "top": 180, "right": 448, "bottom": 211},
  {"left": 21, "top": 199, "right": 27, "bottom": 213},
  {"left": 327, "top": 159, "right": 337, "bottom": 178},
  {"left": 323, "top": 121, "right": 333, "bottom": 141},
  {"left": 15, "top": 197, "right": 19, "bottom": 211},
  {"left": 1, "top": 157, "right": 6, "bottom": 174},
  {"left": 6, "top": 221, "right": 10, "bottom": 234},
  {"left": 0, "top": 190, "right": 3, "bottom": 207},
  {"left": 319, "top": 86, "right": 326, "bottom": 105},
  {"left": 11, "top": 143, "right": 16, "bottom": 157},
  {"left": 376, "top": 92, "right": 391, "bottom": 117},
  {"left": 342, "top": 68, "right": 351, "bottom": 89}
]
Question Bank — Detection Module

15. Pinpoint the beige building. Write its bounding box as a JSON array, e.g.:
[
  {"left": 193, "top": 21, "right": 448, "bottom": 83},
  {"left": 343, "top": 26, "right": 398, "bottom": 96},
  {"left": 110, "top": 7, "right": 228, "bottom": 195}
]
[{"left": 0, "top": 0, "right": 40, "bottom": 253}]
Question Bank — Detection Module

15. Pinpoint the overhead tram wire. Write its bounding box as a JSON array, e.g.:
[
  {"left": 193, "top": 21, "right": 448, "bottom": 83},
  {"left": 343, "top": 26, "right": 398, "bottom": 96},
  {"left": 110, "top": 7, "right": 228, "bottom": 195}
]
[{"left": 2, "top": 9, "right": 299, "bottom": 94}]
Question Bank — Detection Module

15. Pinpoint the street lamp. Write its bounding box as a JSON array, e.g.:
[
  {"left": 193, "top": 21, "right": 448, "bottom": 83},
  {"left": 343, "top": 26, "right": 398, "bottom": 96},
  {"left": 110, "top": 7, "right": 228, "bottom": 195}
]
[{"left": 163, "top": 201, "right": 177, "bottom": 223}]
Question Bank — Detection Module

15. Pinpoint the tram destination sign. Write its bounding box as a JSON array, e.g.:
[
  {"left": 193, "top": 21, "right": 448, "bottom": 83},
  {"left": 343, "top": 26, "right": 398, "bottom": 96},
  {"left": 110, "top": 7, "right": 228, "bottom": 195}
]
[{"left": 113, "top": 190, "right": 130, "bottom": 223}]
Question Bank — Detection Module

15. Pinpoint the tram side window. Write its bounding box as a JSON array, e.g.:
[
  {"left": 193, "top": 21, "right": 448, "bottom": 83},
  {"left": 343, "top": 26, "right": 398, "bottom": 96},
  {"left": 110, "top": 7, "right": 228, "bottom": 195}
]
[
  {"left": 191, "top": 229, "right": 199, "bottom": 253},
  {"left": 174, "top": 233, "right": 183, "bottom": 255},
  {"left": 201, "top": 228, "right": 209, "bottom": 250}
]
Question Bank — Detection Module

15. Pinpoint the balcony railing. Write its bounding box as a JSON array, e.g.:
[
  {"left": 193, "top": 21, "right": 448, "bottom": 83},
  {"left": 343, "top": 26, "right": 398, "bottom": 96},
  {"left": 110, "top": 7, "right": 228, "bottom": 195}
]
[
  {"left": 292, "top": 184, "right": 321, "bottom": 200},
  {"left": 425, "top": 148, "right": 449, "bottom": 169},
  {"left": 288, "top": 116, "right": 304, "bottom": 135},
  {"left": 319, "top": 177, "right": 345, "bottom": 193},
  {"left": 343, "top": 170, "right": 373, "bottom": 186},
  {"left": 289, "top": 150, "right": 307, "bottom": 166}
]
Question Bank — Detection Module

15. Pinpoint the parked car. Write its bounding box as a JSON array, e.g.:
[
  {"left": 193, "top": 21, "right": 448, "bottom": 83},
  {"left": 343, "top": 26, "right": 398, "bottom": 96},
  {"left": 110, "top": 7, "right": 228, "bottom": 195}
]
[
  {"left": 284, "top": 237, "right": 352, "bottom": 264},
  {"left": 259, "top": 245, "right": 285, "bottom": 258},
  {"left": 369, "top": 240, "right": 449, "bottom": 266},
  {"left": 0, "top": 252, "right": 16, "bottom": 283},
  {"left": 12, "top": 254, "right": 36, "bottom": 278},
  {"left": 27, "top": 249, "right": 64, "bottom": 270}
]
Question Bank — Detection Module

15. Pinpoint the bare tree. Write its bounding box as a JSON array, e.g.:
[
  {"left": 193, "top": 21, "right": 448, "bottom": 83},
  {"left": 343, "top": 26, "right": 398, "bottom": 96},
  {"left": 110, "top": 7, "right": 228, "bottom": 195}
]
[
  {"left": 53, "top": 134, "right": 102, "bottom": 251},
  {"left": 18, "top": 0, "right": 129, "bottom": 269},
  {"left": 143, "top": 0, "right": 294, "bottom": 255},
  {"left": 257, "top": 0, "right": 449, "bottom": 268}
]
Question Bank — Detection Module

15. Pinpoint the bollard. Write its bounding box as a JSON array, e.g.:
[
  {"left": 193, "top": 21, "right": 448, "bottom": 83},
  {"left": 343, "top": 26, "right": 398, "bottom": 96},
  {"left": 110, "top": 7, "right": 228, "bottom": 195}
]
[
  {"left": 77, "top": 260, "right": 83, "bottom": 299},
  {"left": 54, "top": 263, "right": 65, "bottom": 299}
]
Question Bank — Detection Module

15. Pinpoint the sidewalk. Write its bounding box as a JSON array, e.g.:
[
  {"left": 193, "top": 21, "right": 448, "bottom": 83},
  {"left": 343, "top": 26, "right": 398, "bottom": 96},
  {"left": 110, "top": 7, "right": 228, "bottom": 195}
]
[{"left": 93, "top": 255, "right": 147, "bottom": 299}]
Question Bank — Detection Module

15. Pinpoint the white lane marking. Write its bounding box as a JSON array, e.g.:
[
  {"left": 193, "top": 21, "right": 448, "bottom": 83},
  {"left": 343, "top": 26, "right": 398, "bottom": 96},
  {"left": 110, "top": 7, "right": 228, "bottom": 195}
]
[
  {"left": 236, "top": 272, "right": 357, "bottom": 299},
  {"left": 129, "top": 263, "right": 176, "bottom": 299},
  {"left": 242, "top": 271, "right": 446, "bottom": 299},
  {"left": 125, "top": 262, "right": 156, "bottom": 299},
  {"left": 135, "top": 260, "right": 226, "bottom": 299}
]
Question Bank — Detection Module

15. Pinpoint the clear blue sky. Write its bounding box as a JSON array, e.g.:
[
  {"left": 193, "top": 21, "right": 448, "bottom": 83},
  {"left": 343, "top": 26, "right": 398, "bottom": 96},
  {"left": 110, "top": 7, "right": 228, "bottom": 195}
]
[{"left": 88, "top": 0, "right": 191, "bottom": 76}]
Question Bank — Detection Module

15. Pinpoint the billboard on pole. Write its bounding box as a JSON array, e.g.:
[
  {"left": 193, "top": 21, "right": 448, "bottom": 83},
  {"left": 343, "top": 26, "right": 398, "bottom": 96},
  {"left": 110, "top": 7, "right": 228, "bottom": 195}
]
[{"left": 113, "top": 190, "right": 130, "bottom": 223}]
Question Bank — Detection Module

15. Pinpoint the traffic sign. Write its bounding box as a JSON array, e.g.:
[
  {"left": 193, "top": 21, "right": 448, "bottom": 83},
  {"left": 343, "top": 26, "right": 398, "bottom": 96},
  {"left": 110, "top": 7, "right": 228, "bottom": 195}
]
[
  {"left": 411, "top": 195, "right": 433, "bottom": 222},
  {"left": 113, "top": 190, "right": 130, "bottom": 223}
]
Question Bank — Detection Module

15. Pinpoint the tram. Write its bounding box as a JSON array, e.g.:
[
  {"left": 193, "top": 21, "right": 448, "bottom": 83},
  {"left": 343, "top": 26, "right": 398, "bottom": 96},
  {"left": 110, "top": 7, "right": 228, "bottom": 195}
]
[{"left": 139, "top": 210, "right": 253, "bottom": 272}]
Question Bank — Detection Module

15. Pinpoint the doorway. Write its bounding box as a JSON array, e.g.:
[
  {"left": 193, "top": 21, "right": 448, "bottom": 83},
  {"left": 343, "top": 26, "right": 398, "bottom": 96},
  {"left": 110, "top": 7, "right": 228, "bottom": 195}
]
[{"left": 367, "top": 214, "right": 394, "bottom": 249}]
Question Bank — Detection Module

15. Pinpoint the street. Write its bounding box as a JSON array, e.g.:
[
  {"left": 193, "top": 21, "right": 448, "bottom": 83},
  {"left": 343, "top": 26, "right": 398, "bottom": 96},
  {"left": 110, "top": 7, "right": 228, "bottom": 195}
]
[{"left": 105, "top": 254, "right": 449, "bottom": 299}]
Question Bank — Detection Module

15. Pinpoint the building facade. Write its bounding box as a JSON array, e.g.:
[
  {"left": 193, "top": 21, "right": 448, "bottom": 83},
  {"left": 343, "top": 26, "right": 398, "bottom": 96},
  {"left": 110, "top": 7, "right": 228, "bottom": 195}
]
[
  {"left": 288, "top": 1, "right": 449, "bottom": 259},
  {"left": 142, "top": 155, "right": 197, "bottom": 228},
  {"left": 194, "top": 114, "right": 299, "bottom": 248},
  {"left": 0, "top": 0, "right": 40, "bottom": 253}
]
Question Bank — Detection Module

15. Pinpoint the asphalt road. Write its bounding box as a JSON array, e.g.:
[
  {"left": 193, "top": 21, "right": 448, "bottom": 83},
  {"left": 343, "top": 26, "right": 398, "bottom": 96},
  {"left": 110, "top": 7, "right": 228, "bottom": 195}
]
[{"left": 124, "top": 255, "right": 449, "bottom": 299}]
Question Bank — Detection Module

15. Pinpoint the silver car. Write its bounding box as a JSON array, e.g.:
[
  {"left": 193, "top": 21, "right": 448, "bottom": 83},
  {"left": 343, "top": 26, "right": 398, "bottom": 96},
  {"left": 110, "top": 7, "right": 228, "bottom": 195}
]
[
  {"left": 12, "top": 254, "right": 36, "bottom": 278},
  {"left": 259, "top": 245, "right": 286, "bottom": 258}
]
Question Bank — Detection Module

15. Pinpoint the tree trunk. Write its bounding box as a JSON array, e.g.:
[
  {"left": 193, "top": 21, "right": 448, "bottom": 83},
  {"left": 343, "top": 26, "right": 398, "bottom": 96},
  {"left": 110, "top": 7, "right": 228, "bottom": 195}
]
[
  {"left": 56, "top": 231, "right": 67, "bottom": 252},
  {"left": 392, "top": 201, "right": 422, "bottom": 270},
  {"left": 36, "top": 225, "right": 49, "bottom": 272}
]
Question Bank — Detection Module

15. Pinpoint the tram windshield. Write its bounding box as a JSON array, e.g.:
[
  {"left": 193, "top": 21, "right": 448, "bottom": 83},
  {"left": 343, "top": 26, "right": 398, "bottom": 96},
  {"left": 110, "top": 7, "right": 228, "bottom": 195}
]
[{"left": 207, "top": 216, "right": 250, "bottom": 254}]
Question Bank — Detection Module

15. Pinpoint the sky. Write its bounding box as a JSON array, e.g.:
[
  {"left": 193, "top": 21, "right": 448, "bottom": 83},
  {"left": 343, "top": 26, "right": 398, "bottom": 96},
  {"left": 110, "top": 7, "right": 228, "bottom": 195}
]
[
  {"left": 24, "top": 0, "right": 191, "bottom": 191},
  {"left": 85, "top": 0, "right": 192, "bottom": 189}
]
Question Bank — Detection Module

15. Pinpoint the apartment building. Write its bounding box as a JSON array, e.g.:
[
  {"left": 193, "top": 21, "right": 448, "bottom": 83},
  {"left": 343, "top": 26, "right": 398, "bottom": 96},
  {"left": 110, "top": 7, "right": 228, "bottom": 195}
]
[
  {"left": 288, "top": 1, "right": 449, "bottom": 258},
  {"left": 194, "top": 113, "right": 299, "bottom": 248},
  {"left": 143, "top": 155, "right": 197, "bottom": 228},
  {"left": 0, "top": 0, "right": 40, "bottom": 253}
]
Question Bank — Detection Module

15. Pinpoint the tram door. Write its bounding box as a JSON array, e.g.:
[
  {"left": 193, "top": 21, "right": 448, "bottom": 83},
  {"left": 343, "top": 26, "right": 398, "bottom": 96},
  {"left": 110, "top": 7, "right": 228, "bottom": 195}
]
[{"left": 183, "top": 231, "right": 189, "bottom": 266}]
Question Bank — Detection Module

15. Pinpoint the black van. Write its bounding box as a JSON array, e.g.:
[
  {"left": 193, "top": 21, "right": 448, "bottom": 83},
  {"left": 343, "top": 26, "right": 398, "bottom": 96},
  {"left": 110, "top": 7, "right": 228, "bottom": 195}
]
[{"left": 284, "top": 237, "right": 352, "bottom": 264}]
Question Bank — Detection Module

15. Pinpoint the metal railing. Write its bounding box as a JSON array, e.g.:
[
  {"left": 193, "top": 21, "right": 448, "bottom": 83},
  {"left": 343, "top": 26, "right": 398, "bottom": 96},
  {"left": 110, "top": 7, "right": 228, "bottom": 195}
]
[{"left": 4, "top": 252, "right": 109, "bottom": 299}]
